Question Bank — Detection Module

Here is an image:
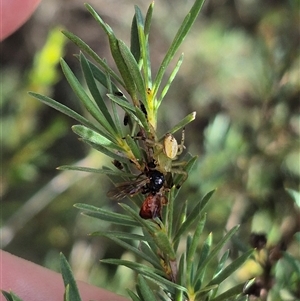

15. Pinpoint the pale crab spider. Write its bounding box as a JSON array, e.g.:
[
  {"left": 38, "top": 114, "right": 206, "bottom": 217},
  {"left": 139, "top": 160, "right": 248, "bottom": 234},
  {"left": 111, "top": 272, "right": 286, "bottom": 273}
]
[{"left": 146, "top": 128, "right": 188, "bottom": 189}]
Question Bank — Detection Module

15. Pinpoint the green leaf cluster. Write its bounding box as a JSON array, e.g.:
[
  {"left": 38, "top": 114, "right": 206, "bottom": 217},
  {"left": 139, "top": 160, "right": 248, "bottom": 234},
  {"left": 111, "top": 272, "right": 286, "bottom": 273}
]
[
  {"left": 25, "top": 1, "right": 254, "bottom": 301},
  {"left": 29, "top": 0, "right": 203, "bottom": 174},
  {"left": 74, "top": 189, "right": 252, "bottom": 301}
]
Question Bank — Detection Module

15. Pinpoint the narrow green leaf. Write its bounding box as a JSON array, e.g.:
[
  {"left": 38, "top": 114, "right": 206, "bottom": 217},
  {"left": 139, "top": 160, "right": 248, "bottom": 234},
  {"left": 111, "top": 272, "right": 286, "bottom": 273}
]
[
  {"left": 137, "top": 275, "right": 157, "bottom": 301},
  {"left": 177, "top": 254, "right": 186, "bottom": 287},
  {"left": 172, "top": 155, "right": 198, "bottom": 199},
  {"left": 134, "top": 106, "right": 151, "bottom": 132},
  {"left": 80, "top": 139, "right": 129, "bottom": 163},
  {"left": 62, "top": 30, "right": 124, "bottom": 87},
  {"left": 101, "top": 259, "right": 187, "bottom": 293},
  {"left": 186, "top": 235, "right": 193, "bottom": 265},
  {"left": 107, "top": 95, "right": 146, "bottom": 132},
  {"left": 194, "top": 226, "right": 240, "bottom": 287},
  {"left": 0, "top": 291, "right": 12, "bottom": 301},
  {"left": 78, "top": 127, "right": 118, "bottom": 148},
  {"left": 209, "top": 283, "right": 246, "bottom": 301},
  {"left": 194, "top": 233, "right": 213, "bottom": 291},
  {"left": 135, "top": 5, "right": 152, "bottom": 88},
  {"left": 119, "top": 203, "right": 159, "bottom": 233},
  {"left": 107, "top": 94, "right": 136, "bottom": 112},
  {"left": 75, "top": 203, "right": 139, "bottom": 227},
  {"left": 173, "top": 254, "right": 185, "bottom": 301},
  {"left": 79, "top": 53, "right": 116, "bottom": 130},
  {"left": 61, "top": 59, "right": 118, "bottom": 136},
  {"left": 173, "top": 190, "right": 215, "bottom": 243},
  {"left": 152, "top": 227, "right": 176, "bottom": 261},
  {"left": 139, "top": 241, "right": 162, "bottom": 269},
  {"left": 144, "top": 2, "right": 154, "bottom": 38},
  {"left": 96, "top": 233, "right": 161, "bottom": 269},
  {"left": 208, "top": 249, "right": 253, "bottom": 286},
  {"left": 199, "top": 189, "right": 216, "bottom": 209},
  {"left": 186, "top": 214, "right": 206, "bottom": 287},
  {"left": 126, "top": 290, "right": 140, "bottom": 301},
  {"left": 113, "top": 40, "right": 138, "bottom": 101},
  {"left": 64, "top": 285, "right": 70, "bottom": 301},
  {"left": 194, "top": 284, "right": 219, "bottom": 298},
  {"left": 28, "top": 92, "right": 101, "bottom": 133},
  {"left": 214, "top": 250, "right": 230, "bottom": 277},
  {"left": 103, "top": 163, "right": 133, "bottom": 178},
  {"left": 173, "top": 200, "right": 187, "bottom": 251},
  {"left": 125, "top": 134, "right": 143, "bottom": 162},
  {"left": 1, "top": 291, "right": 22, "bottom": 301},
  {"left": 118, "top": 39, "right": 146, "bottom": 103},
  {"left": 88, "top": 61, "right": 121, "bottom": 94},
  {"left": 60, "top": 253, "right": 82, "bottom": 301},
  {"left": 159, "top": 112, "right": 197, "bottom": 140},
  {"left": 130, "top": 14, "right": 140, "bottom": 62},
  {"left": 10, "top": 293, "right": 22, "bottom": 301},
  {"left": 102, "top": 75, "right": 124, "bottom": 139},
  {"left": 157, "top": 53, "right": 184, "bottom": 109},
  {"left": 153, "top": 0, "right": 205, "bottom": 98},
  {"left": 84, "top": 3, "right": 114, "bottom": 36},
  {"left": 141, "top": 229, "right": 162, "bottom": 262},
  {"left": 85, "top": 4, "right": 138, "bottom": 101},
  {"left": 143, "top": 275, "right": 187, "bottom": 297},
  {"left": 101, "top": 259, "right": 165, "bottom": 277},
  {"left": 57, "top": 165, "right": 134, "bottom": 178},
  {"left": 166, "top": 188, "right": 175, "bottom": 238},
  {"left": 143, "top": 2, "right": 154, "bottom": 88},
  {"left": 72, "top": 125, "right": 122, "bottom": 151}
]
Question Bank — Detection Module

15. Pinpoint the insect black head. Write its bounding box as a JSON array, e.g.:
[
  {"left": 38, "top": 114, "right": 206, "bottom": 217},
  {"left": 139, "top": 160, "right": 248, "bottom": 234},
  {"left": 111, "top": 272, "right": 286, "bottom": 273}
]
[{"left": 147, "top": 170, "right": 164, "bottom": 194}]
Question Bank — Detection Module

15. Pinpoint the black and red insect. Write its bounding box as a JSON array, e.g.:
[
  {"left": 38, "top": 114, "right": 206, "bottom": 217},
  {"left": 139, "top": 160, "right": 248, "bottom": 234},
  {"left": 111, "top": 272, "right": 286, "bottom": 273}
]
[
  {"left": 107, "top": 160, "right": 168, "bottom": 219},
  {"left": 107, "top": 168, "right": 164, "bottom": 200},
  {"left": 139, "top": 192, "right": 167, "bottom": 220}
]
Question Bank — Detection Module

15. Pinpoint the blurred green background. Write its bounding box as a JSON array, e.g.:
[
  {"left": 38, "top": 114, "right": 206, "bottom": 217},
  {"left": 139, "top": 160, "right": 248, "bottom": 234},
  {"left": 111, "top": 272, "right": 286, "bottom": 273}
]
[{"left": 1, "top": 0, "right": 299, "bottom": 296}]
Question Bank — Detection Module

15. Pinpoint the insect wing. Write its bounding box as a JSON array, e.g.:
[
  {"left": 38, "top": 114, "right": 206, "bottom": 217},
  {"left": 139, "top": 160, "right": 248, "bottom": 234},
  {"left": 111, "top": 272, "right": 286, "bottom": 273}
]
[{"left": 107, "top": 178, "right": 149, "bottom": 200}]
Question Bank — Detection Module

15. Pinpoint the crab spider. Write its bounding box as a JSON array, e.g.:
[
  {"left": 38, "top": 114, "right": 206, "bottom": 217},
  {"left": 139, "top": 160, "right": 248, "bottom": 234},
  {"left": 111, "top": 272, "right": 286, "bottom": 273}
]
[{"left": 146, "top": 129, "right": 188, "bottom": 188}]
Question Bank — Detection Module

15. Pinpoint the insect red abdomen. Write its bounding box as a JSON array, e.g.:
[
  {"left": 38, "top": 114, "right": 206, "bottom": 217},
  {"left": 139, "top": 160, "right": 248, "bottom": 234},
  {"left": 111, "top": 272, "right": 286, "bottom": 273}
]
[{"left": 139, "top": 194, "right": 162, "bottom": 219}]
